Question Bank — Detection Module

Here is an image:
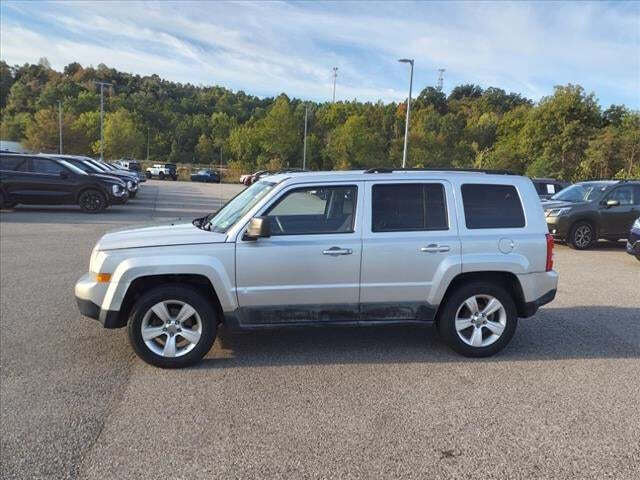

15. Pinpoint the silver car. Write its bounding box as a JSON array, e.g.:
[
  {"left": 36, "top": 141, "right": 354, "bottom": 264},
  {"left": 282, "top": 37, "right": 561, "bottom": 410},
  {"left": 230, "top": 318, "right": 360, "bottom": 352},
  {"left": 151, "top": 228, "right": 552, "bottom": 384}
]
[{"left": 75, "top": 169, "right": 558, "bottom": 368}]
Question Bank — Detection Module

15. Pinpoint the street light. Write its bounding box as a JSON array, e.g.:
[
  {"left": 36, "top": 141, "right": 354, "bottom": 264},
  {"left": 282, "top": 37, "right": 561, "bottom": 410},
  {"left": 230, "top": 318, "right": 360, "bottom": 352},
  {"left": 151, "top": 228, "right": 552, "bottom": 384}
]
[
  {"left": 398, "top": 58, "right": 414, "bottom": 169},
  {"left": 94, "top": 81, "right": 113, "bottom": 161}
]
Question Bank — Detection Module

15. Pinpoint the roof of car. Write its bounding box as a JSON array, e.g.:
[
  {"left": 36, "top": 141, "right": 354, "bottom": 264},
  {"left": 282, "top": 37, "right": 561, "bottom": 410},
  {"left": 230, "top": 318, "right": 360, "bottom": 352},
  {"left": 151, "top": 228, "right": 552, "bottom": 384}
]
[{"left": 259, "top": 169, "right": 532, "bottom": 185}]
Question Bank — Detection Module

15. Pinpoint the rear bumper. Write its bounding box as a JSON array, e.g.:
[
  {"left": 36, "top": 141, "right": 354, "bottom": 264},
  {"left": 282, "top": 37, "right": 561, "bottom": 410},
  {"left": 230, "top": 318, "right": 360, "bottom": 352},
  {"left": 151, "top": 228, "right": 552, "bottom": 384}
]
[
  {"left": 521, "top": 289, "right": 557, "bottom": 318},
  {"left": 626, "top": 229, "right": 640, "bottom": 256}
]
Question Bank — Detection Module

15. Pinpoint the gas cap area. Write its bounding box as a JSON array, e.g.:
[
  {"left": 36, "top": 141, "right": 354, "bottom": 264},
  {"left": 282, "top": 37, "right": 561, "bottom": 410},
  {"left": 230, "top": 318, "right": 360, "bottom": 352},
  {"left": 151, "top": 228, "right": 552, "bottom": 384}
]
[{"left": 498, "top": 238, "right": 515, "bottom": 254}]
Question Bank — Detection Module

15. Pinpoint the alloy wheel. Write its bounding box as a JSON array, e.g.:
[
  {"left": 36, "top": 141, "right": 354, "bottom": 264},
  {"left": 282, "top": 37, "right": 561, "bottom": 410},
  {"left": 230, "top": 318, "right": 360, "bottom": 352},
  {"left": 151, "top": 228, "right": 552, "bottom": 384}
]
[
  {"left": 573, "top": 225, "right": 593, "bottom": 248},
  {"left": 79, "top": 191, "right": 105, "bottom": 212},
  {"left": 454, "top": 294, "right": 507, "bottom": 348},
  {"left": 141, "top": 300, "right": 202, "bottom": 358}
]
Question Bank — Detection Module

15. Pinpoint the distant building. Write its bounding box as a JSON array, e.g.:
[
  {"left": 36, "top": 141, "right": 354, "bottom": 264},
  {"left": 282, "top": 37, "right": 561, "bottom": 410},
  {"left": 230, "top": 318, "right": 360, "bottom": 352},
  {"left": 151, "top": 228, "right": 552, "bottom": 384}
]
[{"left": 0, "top": 140, "right": 30, "bottom": 153}]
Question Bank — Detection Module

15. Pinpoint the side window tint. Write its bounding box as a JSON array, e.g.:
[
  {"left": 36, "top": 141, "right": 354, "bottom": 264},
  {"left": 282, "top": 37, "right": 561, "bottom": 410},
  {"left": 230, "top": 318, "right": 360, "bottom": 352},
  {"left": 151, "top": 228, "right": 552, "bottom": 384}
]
[
  {"left": 0, "top": 156, "right": 28, "bottom": 172},
  {"left": 607, "top": 186, "right": 633, "bottom": 205},
  {"left": 372, "top": 183, "right": 448, "bottom": 232},
  {"left": 461, "top": 184, "right": 525, "bottom": 229},
  {"left": 634, "top": 186, "right": 640, "bottom": 205},
  {"left": 31, "top": 158, "right": 65, "bottom": 175},
  {"left": 266, "top": 185, "right": 357, "bottom": 235}
]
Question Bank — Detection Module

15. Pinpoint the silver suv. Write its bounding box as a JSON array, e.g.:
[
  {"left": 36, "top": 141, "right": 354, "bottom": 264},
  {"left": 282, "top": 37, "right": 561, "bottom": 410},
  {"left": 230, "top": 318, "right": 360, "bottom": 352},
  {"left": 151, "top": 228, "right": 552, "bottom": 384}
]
[{"left": 75, "top": 169, "right": 558, "bottom": 368}]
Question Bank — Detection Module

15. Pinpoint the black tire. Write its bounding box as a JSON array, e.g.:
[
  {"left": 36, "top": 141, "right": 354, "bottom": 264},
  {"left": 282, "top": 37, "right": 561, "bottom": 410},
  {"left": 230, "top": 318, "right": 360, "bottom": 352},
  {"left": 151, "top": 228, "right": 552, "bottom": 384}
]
[
  {"left": 636, "top": 255, "right": 640, "bottom": 262},
  {"left": 129, "top": 191, "right": 137, "bottom": 199},
  {"left": 159, "top": 171, "right": 165, "bottom": 180},
  {"left": 171, "top": 175, "right": 177, "bottom": 181},
  {"left": 568, "top": 221, "right": 595, "bottom": 250},
  {"left": 437, "top": 281, "right": 518, "bottom": 358},
  {"left": 127, "top": 285, "right": 217, "bottom": 368},
  {"left": 78, "top": 189, "right": 107, "bottom": 213},
  {"left": 145, "top": 171, "right": 152, "bottom": 179}
]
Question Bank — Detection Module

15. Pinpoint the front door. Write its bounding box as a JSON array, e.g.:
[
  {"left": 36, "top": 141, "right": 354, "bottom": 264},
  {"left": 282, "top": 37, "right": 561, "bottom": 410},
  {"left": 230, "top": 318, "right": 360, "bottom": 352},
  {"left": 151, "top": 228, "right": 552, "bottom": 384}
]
[
  {"left": 600, "top": 185, "right": 640, "bottom": 237},
  {"left": 235, "top": 182, "right": 363, "bottom": 325},
  {"left": 360, "top": 180, "right": 461, "bottom": 321}
]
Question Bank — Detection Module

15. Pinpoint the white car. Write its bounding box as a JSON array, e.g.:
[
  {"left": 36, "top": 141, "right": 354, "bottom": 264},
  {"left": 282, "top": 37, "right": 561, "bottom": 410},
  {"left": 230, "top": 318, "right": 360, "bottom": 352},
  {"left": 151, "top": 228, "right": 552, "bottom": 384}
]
[
  {"left": 75, "top": 168, "right": 558, "bottom": 368},
  {"left": 145, "top": 163, "right": 177, "bottom": 180}
]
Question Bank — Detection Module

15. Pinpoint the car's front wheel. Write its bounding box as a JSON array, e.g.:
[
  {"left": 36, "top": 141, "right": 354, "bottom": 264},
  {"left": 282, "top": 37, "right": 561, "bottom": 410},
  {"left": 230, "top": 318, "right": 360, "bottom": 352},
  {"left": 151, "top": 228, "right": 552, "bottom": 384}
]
[
  {"left": 127, "top": 285, "right": 217, "bottom": 368},
  {"left": 568, "top": 221, "right": 595, "bottom": 250},
  {"left": 437, "top": 282, "right": 517, "bottom": 357},
  {"left": 0, "top": 190, "right": 16, "bottom": 209},
  {"left": 78, "top": 189, "right": 107, "bottom": 213},
  {"left": 158, "top": 171, "right": 165, "bottom": 180},
  {"left": 145, "top": 171, "right": 152, "bottom": 179}
]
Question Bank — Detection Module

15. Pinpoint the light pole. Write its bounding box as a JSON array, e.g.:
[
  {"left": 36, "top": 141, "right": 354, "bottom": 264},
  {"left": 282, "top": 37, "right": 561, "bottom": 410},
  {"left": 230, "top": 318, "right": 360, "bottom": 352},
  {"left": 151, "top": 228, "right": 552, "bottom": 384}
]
[
  {"left": 303, "top": 104, "right": 308, "bottom": 170},
  {"left": 398, "top": 58, "right": 414, "bottom": 168},
  {"left": 58, "top": 100, "right": 63, "bottom": 154},
  {"left": 94, "top": 81, "right": 113, "bottom": 161},
  {"left": 332, "top": 67, "right": 338, "bottom": 103},
  {"left": 146, "top": 127, "right": 150, "bottom": 161}
]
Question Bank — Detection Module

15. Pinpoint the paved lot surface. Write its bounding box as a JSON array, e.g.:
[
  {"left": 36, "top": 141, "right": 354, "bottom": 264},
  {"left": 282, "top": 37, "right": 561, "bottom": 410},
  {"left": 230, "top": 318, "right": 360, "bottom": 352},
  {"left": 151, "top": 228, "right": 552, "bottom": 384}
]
[{"left": 1, "top": 180, "right": 639, "bottom": 480}]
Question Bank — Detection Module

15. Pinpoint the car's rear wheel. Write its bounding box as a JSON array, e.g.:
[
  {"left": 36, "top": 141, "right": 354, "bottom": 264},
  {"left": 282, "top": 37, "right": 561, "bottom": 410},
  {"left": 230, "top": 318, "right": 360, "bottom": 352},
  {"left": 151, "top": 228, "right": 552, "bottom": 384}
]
[
  {"left": 129, "top": 191, "right": 137, "bottom": 199},
  {"left": 159, "top": 171, "right": 165, "bottom": 180},
  {"left": 568, "top": 221, "right": 595, "bottom": 250},
  {"left": 145, "top": 171, "right": 152, "bottom": 179},
  {"left": 0, "top": 190, "right": 16, "bottom": 209},
  {"left": 127, "top": 285, "right": 217, "bottom": 368},
  {"left": 78, "top": 189, "right": 107, "bottom": 213},
  {"left": 437, "top": 282, "right": 517, "bottom": 357}
]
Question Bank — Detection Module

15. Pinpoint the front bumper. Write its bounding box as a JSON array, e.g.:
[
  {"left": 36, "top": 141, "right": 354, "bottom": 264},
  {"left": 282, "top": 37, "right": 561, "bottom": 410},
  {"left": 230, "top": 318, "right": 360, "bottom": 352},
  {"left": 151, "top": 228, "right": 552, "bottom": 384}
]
[
  {"left": 109, "top": 190, "right": 129, "bottom": 205},
  {"left": 545, "top": 215, "right": 571, "bottom": 239},
  {"left": 74, "top": 272, "right": 123, "bottom": 328},
  {"left": 626, "top": 228, "right": 640, "bottom": 256}
]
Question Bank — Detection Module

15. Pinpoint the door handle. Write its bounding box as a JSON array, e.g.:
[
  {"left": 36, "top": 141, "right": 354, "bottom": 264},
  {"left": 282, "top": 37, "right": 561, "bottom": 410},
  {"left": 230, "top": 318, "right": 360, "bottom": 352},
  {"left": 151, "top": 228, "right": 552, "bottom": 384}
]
[
  {"left": 322, "top": 247, "right": 353, "bottom": 256},
  {"left": 420, "top": 244, "right": 450, "bottom": 253}
]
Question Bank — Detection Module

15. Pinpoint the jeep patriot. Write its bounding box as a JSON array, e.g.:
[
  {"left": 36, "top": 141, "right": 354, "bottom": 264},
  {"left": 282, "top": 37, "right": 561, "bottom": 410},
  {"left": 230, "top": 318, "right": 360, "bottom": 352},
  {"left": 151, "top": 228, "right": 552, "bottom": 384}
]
[{"left": 75, "top": 169, "right": 558, "bottom": 368}]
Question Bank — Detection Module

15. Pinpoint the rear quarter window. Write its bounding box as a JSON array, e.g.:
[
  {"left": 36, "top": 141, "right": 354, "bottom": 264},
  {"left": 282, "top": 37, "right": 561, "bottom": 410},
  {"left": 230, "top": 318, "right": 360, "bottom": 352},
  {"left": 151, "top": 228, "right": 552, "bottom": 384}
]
[{"left": 461, "top": 184, "right": 525, "bottom": 229}]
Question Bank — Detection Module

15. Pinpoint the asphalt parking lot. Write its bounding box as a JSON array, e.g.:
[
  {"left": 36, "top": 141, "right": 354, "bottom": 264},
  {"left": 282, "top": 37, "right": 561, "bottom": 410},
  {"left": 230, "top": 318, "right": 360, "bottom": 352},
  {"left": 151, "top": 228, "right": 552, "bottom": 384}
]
[{"left": 1, "top": 180, "right": 639, "bottom": 480}]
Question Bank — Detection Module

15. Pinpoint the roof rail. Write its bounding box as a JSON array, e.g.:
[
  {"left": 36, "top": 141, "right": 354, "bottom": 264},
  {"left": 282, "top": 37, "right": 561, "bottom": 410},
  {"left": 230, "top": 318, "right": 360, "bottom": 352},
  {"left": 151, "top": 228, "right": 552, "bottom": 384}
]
[{"left": 363, "top": 167, "right": 517, "bottom": 175}]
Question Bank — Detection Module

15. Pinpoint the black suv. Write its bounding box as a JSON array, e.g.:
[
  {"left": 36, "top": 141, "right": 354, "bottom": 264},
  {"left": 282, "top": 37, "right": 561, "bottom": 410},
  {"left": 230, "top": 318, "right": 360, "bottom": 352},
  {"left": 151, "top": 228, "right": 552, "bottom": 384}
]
[
  {"left": 532, "top": 178, "right": 569, "bottom": 200},
  {"left": 543, "top": 180, "right": 640, "bottom": 249},
  {"left": 0, "top": 153, "right": 128, "bottom": 213}
]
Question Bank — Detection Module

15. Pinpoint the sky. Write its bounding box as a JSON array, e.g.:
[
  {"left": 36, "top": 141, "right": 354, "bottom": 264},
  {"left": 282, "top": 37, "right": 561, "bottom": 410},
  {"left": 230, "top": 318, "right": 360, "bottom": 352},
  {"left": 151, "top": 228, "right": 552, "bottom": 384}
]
[{"left": 1, "top": 1, "right": 639, "bottom": 108}]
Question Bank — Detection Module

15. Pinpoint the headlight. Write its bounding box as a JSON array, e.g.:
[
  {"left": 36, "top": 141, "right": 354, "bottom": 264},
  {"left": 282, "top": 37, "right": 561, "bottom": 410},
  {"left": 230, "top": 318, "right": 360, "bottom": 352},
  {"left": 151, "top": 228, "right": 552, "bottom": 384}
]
[
  {"left": 633, "top": 218, "right": 640, "bottom": 229},
  {"left": 545, "top": 207, "right": 571, "bottom": 217},
  {"left": 111, "top": 184, "right": 124, "bottom": 196},
  {"left": 127, "top": 180, "right": 133, "bottom": 190}
]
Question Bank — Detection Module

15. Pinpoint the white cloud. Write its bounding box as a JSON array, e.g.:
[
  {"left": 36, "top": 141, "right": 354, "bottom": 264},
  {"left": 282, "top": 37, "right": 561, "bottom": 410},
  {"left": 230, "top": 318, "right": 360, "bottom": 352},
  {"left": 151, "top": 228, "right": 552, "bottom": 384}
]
[{"left": 1, "top": 0, "right": 638, "bottom": 106}]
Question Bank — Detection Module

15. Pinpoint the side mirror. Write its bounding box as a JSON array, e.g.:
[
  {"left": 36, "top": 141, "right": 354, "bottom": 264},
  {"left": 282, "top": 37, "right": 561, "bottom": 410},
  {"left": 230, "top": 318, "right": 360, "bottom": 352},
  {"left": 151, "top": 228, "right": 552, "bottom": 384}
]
[
  {"left": 59, "top": 170, "right": 69, "bottom": 179},
  {"left": 605, "top": 199, "right": 620, "bottom": 208},
  {"left": 243, "top": 216, "right": 271, "bottom": 241}
]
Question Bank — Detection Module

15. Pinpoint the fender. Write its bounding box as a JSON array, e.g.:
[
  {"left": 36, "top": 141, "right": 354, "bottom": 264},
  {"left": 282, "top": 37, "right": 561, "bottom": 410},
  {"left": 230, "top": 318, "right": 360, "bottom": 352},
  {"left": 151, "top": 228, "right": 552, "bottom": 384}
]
[
  {"left": 425, "top": 254, "right": 463, "bottom": 306},
  {"left": 100, "top": 254, "right": 237, "bottom": 313}
]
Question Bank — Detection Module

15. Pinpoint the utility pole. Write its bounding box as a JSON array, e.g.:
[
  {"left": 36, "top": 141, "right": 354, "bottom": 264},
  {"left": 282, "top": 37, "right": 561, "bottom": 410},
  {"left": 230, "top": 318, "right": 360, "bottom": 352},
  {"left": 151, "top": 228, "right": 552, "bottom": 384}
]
[
  {"left": 94, "top": 81, "right": 113, "bottom": 161},
  {"left": 58, "top": 100, "right": 63, "bottom": 154},
  {"left": 398, "top": 59, "right": 414, "bottom": 169},
  {"left": 332, "top": 67, "right": 338, "bottom": 103},
  {"left": 146, "top": 127, "right": 150, "bottom": 161},
  {"left": 303, "top": 104, "right": 308, "bottom": 170},
  {"left": 437, "top": 68, "right": 445, "bottom": 91}
]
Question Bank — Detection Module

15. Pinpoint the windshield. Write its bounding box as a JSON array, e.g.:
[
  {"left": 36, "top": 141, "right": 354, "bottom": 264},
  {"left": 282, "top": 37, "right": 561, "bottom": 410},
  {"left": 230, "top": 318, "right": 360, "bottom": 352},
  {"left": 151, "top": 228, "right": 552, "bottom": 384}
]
[
  {"left": 550, "top": 183, "right": 609, "bottom": 202},
  {"left": 202, "top": 181, "right": 275, "bottom": 233}
]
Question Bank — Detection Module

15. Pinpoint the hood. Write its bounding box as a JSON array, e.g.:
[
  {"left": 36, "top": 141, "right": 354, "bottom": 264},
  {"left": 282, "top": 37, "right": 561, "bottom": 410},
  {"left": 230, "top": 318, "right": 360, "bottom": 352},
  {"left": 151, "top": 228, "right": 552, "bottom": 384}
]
[
  {"left": 541, "top": 200, "right": 587, "bottom": 210},
  {"left": 91, "top": 173, "right": 126, "bottom": 185},
  {"left": 96, "top": 221, "right": 227, "bottom": 251}
]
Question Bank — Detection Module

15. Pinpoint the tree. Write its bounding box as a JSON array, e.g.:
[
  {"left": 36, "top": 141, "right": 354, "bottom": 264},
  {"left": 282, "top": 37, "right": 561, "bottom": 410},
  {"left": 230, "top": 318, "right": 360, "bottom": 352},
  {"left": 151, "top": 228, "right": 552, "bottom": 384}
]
[
  {"left": 415, "top": 86, "right": 447, "bottom": 114},
  {"left": 0, "top": 60, "right": 15, "bottom": 109},
  {"left": 98, "top": 108, "right": 144, "bottom": 159},
  {"left": 257, "top": 96, "right": 301, "bottom": 166},
  {"left": 326, "top": 114, "right": 385, "bottom": 169},
  {"left": 195, "top": 134, "right": 216, "bottom": 163},
  {"left": 523, "top": 85, "right": 601, "bottom": 180},
  {"left": 23, "top": 107, "right": 80, "bottom": 153}
]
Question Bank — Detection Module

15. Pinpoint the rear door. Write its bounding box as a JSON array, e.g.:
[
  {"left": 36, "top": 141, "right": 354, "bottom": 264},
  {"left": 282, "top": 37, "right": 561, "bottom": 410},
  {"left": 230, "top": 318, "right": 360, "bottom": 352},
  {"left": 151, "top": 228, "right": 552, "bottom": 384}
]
[
  {"left": 19, "top": 157, "right": 76, "bottom": 204},
  {"left": 235, "top": 182, "right": 364, "bottom": 324},
  {"left": 360, "top": 180, "right": 461, "bottom": 321},
  {"left": 0, "top": 155, "right": 31, "bottom": 201}
]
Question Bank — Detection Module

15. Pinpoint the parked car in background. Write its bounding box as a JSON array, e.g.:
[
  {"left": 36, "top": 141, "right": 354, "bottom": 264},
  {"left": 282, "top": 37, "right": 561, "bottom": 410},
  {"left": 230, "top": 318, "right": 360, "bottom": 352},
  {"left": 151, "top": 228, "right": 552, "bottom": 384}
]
[
  {"left": 626, "top": 217, "right": 640, "bottom": 261},
  {"left": 114, "top": 159, "right": 141, "bottom": 172},
  {"left": 190, "top": 169, "right": 221, "bottom": 183},
  {"left": 544, "top": 180, "right": 640, "bottom": 249},
  {"left": 146, "top": 163, "right": 177, "bottom": 180},
  {"left": 1, "top": 153, "right": 128, "bottom": 212},
  {"left": 111, "top": 162, "right": 146, "bottom": 182},
  {"left": 75, "top": 168, "right": 557, "bottom": 367},
  {"left": 47, "top": 155, "right": 139, "bottom": 198},
  {"left": 532, "top": 178, "right": 569, "bottom": 200}
]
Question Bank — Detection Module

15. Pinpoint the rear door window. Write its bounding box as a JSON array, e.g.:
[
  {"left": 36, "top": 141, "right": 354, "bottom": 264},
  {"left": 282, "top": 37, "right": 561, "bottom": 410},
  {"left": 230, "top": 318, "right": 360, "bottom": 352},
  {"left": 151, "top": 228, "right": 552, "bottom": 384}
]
[
  {"left": 461, "top": 184, "right": 525, "bottom": 229},
  {"left": 0, "top": 156, "right": 28, "bottom": 172},
  {"left": 371, "top": 183, "right": 448, "bottom": 232},
  {"left": 31, "top": 157, "right": 65, "bottom": 175}
]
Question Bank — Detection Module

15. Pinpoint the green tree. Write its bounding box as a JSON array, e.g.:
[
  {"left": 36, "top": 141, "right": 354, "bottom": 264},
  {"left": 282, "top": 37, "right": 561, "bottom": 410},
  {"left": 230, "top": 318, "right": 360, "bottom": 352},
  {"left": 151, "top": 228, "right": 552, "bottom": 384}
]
[
  {"left": 326, "top": 114, "right": 385, "bottom": 169},
  {"left": 97, "top": 108, "right": 144, "bottom": 159}
]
